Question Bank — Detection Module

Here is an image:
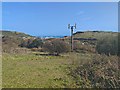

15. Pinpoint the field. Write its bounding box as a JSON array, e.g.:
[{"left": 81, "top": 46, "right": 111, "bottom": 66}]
[
  {"left": 2, "top": 51, "right": 91, "bottom": 88},
  {"left": 2, "top": 52, "right": 81, "bottom": 88},
  {"left": 1, "top": 30, "right": 119, "bottom": 88},
  {"left": 2, "top": 51, "right": 119, "bottom": 88},
  {"left": 2, "top": 51, "right": 94, "bottom": 88}
]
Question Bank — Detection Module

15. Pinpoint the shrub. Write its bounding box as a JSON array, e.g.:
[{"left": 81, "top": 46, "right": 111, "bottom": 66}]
[
  {"left": 27, "top": 38, "right": 43, "bottom": 48},
  {"left": 73, "top": 41, "right": 96, "bottom": 53},
  {"left": 96, "top": 35, "right": 118, "bottom": 55},
  {"left": 19, "top": 38, "right": 43, "bottom": 48},
  {"left": 43, "top": 40, "right": 70, "bottom": 55},
  {"left": 19, "top": 40, "right": 28, "bottom": 47},
  {"left": 70, "top": 54, "right": 119, "bottom": 88}
]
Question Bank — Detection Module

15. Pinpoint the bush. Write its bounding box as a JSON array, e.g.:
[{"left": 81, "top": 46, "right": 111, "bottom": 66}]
[
  {"left": 19, "top": 40, "right": 28, "bottom": 47},
  {"left": 96, "top": 35, "right": 118, "bottom": 55},
  {"left": 70, "top": 54, "right": 119, "bottom": 88},
  {"left": 43, "top": 40, "right": 70, "bottom": 55},
  {"left": 27, "top": 38, "right": 43, "bottom": 48},
  {"left": 73, "top": 41, "right": 96, "bottom": 53},
  {"left": 19, "top": 38, "right": 43, "bottom": 48}
]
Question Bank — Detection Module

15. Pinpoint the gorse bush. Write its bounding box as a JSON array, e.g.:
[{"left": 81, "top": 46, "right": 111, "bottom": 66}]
[
  {"left": 70, "top": 54, "right": 119, "bottom": 88},
  {"left": 19, "top": 38, "right": 43, "bottom": 48},
  {"left": 20, "top": 39, "right": 31, "bottom": 48},
  {"left": 2, "top": 36, "right": 22, "bottom": 53},
  {"left": 73, "top": 41, "right": 96, "bottom": 53},
  {"left": 43, "top": 39, "right": 70, "bottom": 55},
  {"left": 27, "top": 38, "right": 43, "bottom": 48},
  {"left": 96, "top": 35, "right": 118, "bottom": 55}
]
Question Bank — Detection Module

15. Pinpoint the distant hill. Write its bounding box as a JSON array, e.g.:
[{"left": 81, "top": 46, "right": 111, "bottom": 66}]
[
  {"left": 64, "top": 31, "right": 118, "bottom": 51},
  {"left": 1, "top": 30, "right": 34, "bottom": 53},
  {"left": 73, "top": 31, "right": 118, "bottom": 40},
  {"left": 65, "top": 31, "right": 118, "bottom": 42},
  {"left": 1, "top": 30, "right": 32, "bottom": 38},
  {"left": 1, "top": 30, "right": 119, "bottom": 53}
]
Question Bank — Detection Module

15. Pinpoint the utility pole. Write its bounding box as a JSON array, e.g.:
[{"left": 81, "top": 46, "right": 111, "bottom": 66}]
[{"left": 68, "top": 23, "right": 76, "bottom": 52}]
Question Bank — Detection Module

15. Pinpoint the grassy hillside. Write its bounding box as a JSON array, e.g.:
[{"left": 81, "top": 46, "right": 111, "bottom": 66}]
[
  {"left": 1, "top": 30, "right": 32, "bottom": 38},
  {"left": 1, "top": 30, "right": 33, "bottom": 53},
  {"left": 2, "top": 52, "right": 119, "bottom": 88},
  {"left": 2, "top": 30, "right": 119, "bottom": 88},
  {"left": 73, "top": 31, "right": 118, "bottom": 39}
]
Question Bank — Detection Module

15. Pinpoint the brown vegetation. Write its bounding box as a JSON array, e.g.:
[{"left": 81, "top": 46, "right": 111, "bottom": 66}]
[
  {"left": 70, "top": 54, "right": 119, "bottom": 88},
  {"left": 43, "top": 40, "right": 70, "bottom": 55}
]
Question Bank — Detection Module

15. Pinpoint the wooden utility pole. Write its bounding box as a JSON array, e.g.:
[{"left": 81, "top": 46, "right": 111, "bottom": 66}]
[{"left": 68, "top": 23, "right": 76, "bottom": 52}]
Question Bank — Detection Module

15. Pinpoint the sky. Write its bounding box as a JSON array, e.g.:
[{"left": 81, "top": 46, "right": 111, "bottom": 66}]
[{"left": 2, "top": 2, "right": 118, "bottom": 36}]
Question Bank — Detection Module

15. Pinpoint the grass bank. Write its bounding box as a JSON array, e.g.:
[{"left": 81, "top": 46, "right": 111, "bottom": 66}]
[{"left": 2, "top": 52, "right": 119, "bottom": 88}]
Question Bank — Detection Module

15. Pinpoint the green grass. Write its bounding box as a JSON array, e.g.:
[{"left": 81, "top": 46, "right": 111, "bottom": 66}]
[
  {"left": 2, "top": 31, "right": 119, "bottom": 88},
  {"left": 2, "top": 52, "right": 74, "bottom": 88},
  {"left": 2, "top": 51, "right": 119, "bottom": 88},
  {"left": 2, "top": 51, "right": 95, "bottom": 88},
  {"left": 74, "top": 31, "right": 118, "bottom": 39},
  {"left": 1, "top": 30, "right": 32, "bottom": 38},
  {"left": 2, "top": 30, "right": 119, "bottom": 88}
]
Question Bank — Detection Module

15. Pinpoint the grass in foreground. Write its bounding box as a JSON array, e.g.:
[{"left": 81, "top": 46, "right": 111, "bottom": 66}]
[
  {"left": 2, "top": 52, "right": 77, "bottom": 88},
  {"left": 2, "top": 52, "right": 119, "bottom": 88}
]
